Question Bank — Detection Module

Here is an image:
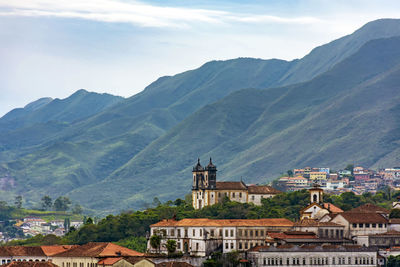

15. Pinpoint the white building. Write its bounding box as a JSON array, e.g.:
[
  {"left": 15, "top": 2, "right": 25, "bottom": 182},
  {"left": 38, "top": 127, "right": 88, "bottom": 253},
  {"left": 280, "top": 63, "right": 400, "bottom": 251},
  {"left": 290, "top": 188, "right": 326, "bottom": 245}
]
[{"left": 148, "top": 218, "right": 293, "bottom": 256}]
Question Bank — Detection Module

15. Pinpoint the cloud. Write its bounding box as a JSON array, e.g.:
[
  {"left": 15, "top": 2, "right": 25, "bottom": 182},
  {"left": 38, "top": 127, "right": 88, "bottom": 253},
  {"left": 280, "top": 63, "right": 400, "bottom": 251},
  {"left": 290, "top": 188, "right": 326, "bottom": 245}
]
[{"left": 0, "top": 0, "right": 321, "bottom": 28}]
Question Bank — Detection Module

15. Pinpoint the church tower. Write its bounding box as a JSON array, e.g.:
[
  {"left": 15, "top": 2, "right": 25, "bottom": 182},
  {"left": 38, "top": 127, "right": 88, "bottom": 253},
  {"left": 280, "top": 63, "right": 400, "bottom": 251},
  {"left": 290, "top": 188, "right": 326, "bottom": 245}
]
[
  {"left": 192, "top": 158, "right": 204, "bottom": 189},
  {"left": 309, "top": 183, "right": 323, "bottom": 204},
  {"left": 205, "top": 158, "right": 217, "bottom": 189}
]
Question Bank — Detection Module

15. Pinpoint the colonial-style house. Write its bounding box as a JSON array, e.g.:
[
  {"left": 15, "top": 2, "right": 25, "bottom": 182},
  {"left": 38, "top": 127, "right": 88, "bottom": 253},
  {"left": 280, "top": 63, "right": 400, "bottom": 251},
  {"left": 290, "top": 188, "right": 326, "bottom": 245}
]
[
  {"left": 191, "top": 158, "right": 281, "bottom": 209},
  {"left": 299, "top": 184, "right": 343, "bottom": 220},
  {"left": 149, "top": 218, "right": 293, "bottom": 256},
  {"left": 97, "top": 257, "right": 155, "bottom": 267},
  {"left": 0, "top": 245, "right": 74, "bottom": 264}
]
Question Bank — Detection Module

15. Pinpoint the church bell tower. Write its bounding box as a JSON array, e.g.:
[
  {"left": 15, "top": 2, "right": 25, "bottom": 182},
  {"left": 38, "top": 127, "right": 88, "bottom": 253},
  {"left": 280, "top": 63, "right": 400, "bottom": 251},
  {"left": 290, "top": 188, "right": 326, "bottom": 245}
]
[{"left": 309, "top": 183, "right": 323, "bottom": 204}]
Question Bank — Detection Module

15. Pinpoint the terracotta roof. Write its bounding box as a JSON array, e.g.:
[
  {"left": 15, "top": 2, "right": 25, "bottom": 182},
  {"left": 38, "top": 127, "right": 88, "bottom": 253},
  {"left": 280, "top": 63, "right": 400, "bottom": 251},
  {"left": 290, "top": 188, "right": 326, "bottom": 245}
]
[
  {"left": 323, "top": 203, "right": 343, "bottom": 213},
  {"left": 0, "top": 262, "right": 58, "bottom": 267},
  {"left": 216, "top": 181, "right": 247, "bottom": 190},
  {"left": 151, "top": 218, "right": 294, "bottom": 227},
  {"left": 267, "top": 231, "right": 316, "bottom": 240},
  {"left": 371, "top": 231, "right": 400, "bottom": 236},
  {"left": 338, "top": 212, "right": 388, "bottom": 223},
  {"left": 0, "top": 247, "right": 46, "bottom": 257},
  {"left": 124, "top": 257, "right": 153, "bottom": 265},
  {"left": 348, "top": 203, "right": 389, "bottom": 214},
  {"left": 156, "top": 262, "right": 194, "bottom": 267},
  {"left": 294, "top": 218, "right": 343, "bottom": 227},
  {"left": 53, "top": 243, "right": 144, "bottom": 257},
  {"left": 97, "top": 258, "right": 123, "bottom": 265},
  {"left": 247, "top": 185, "right": 281, "bottom": 194},
  {"left": 40, "top": 246, "right": 76, "bottom": 256}
]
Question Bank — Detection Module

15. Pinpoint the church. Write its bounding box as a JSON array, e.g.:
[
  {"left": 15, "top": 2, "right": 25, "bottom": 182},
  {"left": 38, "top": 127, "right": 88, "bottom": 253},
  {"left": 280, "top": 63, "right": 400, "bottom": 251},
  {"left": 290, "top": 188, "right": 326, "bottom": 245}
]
[{"left": 191, "top": 158, "right": 281, "bottom": 209}]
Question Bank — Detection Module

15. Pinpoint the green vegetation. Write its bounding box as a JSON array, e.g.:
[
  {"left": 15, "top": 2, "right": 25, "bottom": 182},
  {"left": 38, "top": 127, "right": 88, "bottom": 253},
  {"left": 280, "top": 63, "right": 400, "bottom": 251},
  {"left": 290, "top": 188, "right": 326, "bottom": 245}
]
[
  {"left": 387, "top": 255, "right": 400, "bottom": 267},
  {"left": 1, "top": 19, "right": 400, "bottom": 213}
]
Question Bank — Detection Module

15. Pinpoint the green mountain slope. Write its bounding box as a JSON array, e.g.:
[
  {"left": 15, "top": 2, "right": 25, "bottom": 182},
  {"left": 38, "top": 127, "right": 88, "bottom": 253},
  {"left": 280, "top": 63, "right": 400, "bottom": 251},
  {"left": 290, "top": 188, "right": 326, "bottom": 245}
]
[
  {"left": 68, "top": 36, "right": 400, "bottom": 211},
  {"left": 2, "top": 19, "right": 400, "bottom": 212}
]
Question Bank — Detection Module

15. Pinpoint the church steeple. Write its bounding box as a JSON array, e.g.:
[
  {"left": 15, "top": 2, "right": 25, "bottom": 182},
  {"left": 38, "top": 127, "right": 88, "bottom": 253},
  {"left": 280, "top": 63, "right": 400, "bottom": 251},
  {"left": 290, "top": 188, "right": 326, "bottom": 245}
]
[
  {"left": 309, "top": 183, "right": 323, "bottom": 204},
  {"left": 205, "top": 157, "right": 217, "bottom": 189}
]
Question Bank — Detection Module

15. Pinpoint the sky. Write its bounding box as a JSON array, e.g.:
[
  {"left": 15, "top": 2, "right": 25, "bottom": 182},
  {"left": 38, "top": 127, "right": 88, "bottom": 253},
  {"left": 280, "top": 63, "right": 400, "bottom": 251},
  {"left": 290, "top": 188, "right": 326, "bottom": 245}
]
[{"left": 1, "top": 0, "right": 400, "bottom": 116}]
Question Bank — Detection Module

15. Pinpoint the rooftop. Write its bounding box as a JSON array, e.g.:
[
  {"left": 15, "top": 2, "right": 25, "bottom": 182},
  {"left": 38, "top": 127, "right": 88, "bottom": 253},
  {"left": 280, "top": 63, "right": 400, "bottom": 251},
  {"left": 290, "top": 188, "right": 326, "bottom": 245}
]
[
  {"left": 0, "top": 262, "right": 59, "bottom": 267},
  {"left": 151, "top": 218, "right": 294, "bottom": 227},
  {"left": 247, "top": 185, "right": 281, "bottom": 194},
  {"left": 347, "top": 203, "right": 389, "bottom": 214},
  {"left": 53, "top": 243, "right": 144, "bottom": 258},
  {"left": 338, "top": 212, "right": 388, "bottom": 223},
  {"left": 215, "top": 181, "right": 247, "bottom": 190}
]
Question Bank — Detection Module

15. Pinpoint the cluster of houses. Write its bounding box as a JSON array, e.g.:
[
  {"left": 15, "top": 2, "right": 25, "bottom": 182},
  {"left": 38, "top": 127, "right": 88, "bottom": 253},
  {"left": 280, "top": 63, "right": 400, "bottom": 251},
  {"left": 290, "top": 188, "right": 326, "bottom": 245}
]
[
  {"left": 150, "top": 184, "right": 400, "bottom": 266},
  {"left": 146, "top": 160, "right": 400, "bottom": 266},
  {"left": 277, "top": 166, "right": 400, "bottom": 194},
  {"left": 1, "top": 218, "right": 83, "bottom": 242},
  {"left": 0, "top": 242, "right": 191, "bottom": 267}
]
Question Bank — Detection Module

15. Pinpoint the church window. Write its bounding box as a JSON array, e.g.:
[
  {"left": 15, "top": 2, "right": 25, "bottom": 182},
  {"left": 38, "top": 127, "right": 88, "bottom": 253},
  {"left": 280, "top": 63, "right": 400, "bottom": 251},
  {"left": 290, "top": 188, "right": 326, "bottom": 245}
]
[{"left": 211, "top": 193, "right": 214, "bottom": 198}]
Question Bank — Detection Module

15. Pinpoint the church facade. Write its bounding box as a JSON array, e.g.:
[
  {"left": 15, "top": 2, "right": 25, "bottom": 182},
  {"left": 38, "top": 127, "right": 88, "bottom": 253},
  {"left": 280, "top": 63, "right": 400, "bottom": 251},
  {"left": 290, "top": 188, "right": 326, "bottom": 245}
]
[{"left": 191, "top": 158, "right": 281, "bottom": 209}]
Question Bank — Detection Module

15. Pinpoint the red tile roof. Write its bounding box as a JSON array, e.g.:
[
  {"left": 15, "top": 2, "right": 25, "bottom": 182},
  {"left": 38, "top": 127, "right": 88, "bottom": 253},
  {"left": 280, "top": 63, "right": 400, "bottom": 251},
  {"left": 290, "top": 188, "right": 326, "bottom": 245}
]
[
  {"left": 53, "top": 243, "right": 143, "bottom": 257},
  {"left": 216, "top": 181, "right": 247, "bottom": 190},
  {"left": 323, "top": 203, "right": 343, "bottom": 213},
  {"left": 97, "top": 257, "right": 123, "bottom": 265},
  {"left": 294, "top": 218, "right": 343, "bottom": 227},
  {"left": 348, "top": 203, "right": 389, "bottom": 214},
  {"left": 0, "top": 247, "right": 46, "bottom": 257},
  {"left": 151, "top": 218, "right": 294, "bottom": 227},
  {"left": 267, "top": 231, "right": 317, "bottom": 239},
  {"left": 40, "top": 246, "right": 77, "bottom": 256},
  {"left": 338, "top": 212, "right": 388, "bottom": 223},
  {"left": 247, "top": 185, "right": 281, "bottom": 194}
]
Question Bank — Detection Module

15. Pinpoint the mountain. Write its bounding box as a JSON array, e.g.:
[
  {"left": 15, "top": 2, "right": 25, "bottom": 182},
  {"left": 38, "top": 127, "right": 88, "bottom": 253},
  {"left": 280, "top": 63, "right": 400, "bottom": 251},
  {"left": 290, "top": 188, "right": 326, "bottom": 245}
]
[
  {"left": 1, "top": 19, "right": 400, "bottom": 212},
  {"left": 69, "top": 36, "right": 400, "bottom": 211}
]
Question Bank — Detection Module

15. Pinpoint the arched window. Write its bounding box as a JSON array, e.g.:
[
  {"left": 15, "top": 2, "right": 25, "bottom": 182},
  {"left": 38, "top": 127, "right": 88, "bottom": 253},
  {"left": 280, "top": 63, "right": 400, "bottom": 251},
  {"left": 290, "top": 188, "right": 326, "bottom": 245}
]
[{"left": 313, "top": 194, "right": 317, "bottom": 202}]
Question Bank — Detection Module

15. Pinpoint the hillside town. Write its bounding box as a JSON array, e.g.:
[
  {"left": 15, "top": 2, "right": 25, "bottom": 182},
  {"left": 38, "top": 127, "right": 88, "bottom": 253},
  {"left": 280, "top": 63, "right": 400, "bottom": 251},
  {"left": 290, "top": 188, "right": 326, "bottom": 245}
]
[{"left": 276, "top": 166, "right": 400, "bottom": 194}]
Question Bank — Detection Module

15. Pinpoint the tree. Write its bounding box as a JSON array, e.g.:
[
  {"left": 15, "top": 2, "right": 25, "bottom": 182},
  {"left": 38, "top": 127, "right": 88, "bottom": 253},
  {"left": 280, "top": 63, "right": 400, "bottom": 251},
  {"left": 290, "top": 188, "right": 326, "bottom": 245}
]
[
  {"left": 41, "top": 195, "right": 53, "bottom": 211},
  {"left": 287, "top": 170, "right": 293, "bottom": 177},
  {"left": 72, "top": 204, "right": 83, "bottom": 214},
  {"left": 54, "top": 196, "right": 71, "bottom": 211},
  {"left": 390, "top": 209, "right": 400, "bottom": 219},
  {"left": 85, "top": 217, "right": 94, "bottom": 225},
  {"left": 165, "top": 239, "right": 177, "bottom": 255},
  {"left": 14, "top": 196, "right": 22, "bottom": 209},
  {"left": 64, "top": 218, "right": 70, "bottom": 233},
  {"left": 150, "top": 234, "right": 161, "bottom": 253},
  {"left": 344, "top": 164, "right": 354, "bottom": 175}
]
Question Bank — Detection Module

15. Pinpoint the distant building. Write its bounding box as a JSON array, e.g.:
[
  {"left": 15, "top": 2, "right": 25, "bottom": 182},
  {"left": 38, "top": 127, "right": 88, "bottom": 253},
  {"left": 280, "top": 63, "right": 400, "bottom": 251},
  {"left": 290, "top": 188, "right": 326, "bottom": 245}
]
[{"left": 191, "top": 158, "right": 280, "bottom": 209}]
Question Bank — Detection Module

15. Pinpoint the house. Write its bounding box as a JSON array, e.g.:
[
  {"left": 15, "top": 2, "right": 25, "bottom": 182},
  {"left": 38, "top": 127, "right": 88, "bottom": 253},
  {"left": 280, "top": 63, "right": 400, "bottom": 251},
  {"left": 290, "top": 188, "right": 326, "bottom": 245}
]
[
  {"left": 247, "top": 244, "right": 378, "bottom": 267},
  {"left": 0, "top": 262, "right": 60, "bottom": 267},
  {"left": 292, "top": 219, "right": 345, "bottom": 240},
  {"left": 299, "top": 184, "right": 343, "bottom": 220},
  {"left": 191, "top": 158, "right": 280, "bottom": 209},
  {"left": 368, "top": 231, "right": 400, "bottom": 248},
  {"left": 309, "top": 172, "right": 327, "bottom": 181},
  {"left": 149, "top": 218, "right": 293, "bottom": 256},
  {"left": 51, "top": 242, "right": 144, "bottom": 267}
]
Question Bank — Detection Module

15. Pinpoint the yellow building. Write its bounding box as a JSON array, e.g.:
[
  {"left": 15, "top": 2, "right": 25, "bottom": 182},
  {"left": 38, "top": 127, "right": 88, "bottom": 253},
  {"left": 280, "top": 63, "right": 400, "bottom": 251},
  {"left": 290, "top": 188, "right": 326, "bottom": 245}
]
[
  {"left": 191, "top": 158, "right": 280, "bottom": 209},
  {"left": 309, "top": 172, "right": 327, "bottom": 181}
]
